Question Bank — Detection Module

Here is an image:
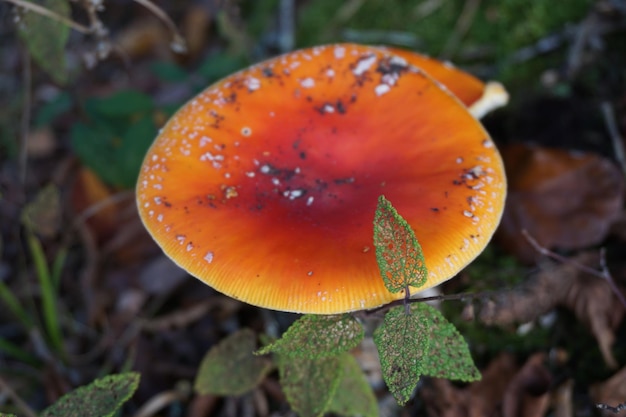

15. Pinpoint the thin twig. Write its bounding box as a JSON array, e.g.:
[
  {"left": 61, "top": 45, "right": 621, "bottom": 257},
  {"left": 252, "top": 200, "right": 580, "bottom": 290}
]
[
  {"left": 601, "top": 101, "right": 626, "bottom": 178},
  {"left": 365, "top": 290, "right": 490, "bottom": 316},
  {"left": 0, "top": 373, "right": 39, "bottom": 417},
  {"left": 521, "top": 229, "right": 626, "bottom": 308},
  {"left": 5, "top": 0, "right": 91, "bottom": 33}
]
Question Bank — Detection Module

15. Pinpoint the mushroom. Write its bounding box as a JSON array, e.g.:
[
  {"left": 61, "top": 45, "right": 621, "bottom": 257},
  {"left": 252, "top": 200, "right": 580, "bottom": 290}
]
[
  {"left": 136, "top": 43, "right": 507, "bottom": 314},
  {"left": 380, "top": 47, "right": 509, "bottom": 119}
]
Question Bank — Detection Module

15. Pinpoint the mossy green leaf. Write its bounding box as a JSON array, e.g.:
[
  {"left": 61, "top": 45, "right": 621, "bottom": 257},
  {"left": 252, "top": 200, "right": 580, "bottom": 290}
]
[
  {"left": 195, "top": 329, "right": 271, "bottom": 396},
  {"left": 17, "top": 0, "right": 70, "bottom": 84},
  {"left": 373, "top": 305, "right": 430, "bottom": 405},
  {"left": 327, "top": 354, "right": 378, "bottom": 417},
  {"left": 418, "top": 303, "right": 481, "bottom": 382},
  {"left": 278, "top": 354, "right": 343, "bottom": 417},
  {"left": 40, "top": 372, "right": 139, "bottom": 417},
  {"left": 374, "top": 195, "right": 427, "bottom": 293},
  {"left": 257, "top": 314, "right": 364, "bottom": 359}
]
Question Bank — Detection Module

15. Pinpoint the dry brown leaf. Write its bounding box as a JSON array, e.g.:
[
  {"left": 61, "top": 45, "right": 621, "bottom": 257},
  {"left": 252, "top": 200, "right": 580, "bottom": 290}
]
[
  {"left": 590, "top": 365, "right": 626, "bottom": 416},
  {"left": 469, "top": 252, "right": 625, "bottom": 368},
  {"left": 422, "top": 353, "right": 550, "bottom": 417},
  {"left": 502, "top": 353, "right": 551, "bottom": 417},
  {"left": 497, "top": 144, "right": 624, "bottom": 263},
  {"left": 422, "top": 353, "right": 519, "bottom": 417}
]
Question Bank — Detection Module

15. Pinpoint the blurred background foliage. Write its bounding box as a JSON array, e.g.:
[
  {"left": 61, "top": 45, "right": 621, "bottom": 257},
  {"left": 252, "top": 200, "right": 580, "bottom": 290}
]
[
  {"left": 1, "top": 0, "right": 616, "bottom": 188},
  {"left": 1, "top": 0, "right": 626, "bottom": 415}
]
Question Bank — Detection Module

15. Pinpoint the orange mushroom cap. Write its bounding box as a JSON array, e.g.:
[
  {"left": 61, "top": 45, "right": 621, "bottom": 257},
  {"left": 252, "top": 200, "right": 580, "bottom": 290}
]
[
  {"left": 381, "top": 47, "right": 509, "bottom": 118},
  {"left": 136, "top": 43, "right": 507, "bottom": 314}
]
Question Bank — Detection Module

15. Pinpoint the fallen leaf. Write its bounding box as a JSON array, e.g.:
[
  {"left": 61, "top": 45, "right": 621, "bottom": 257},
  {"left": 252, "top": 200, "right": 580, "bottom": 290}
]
[
  {"left": 421, "top": 353, "right": 551, "bottom": 417},
  {"left": 502, "top": 353, "right": 551, "bottom": 417},
  {"left": 590, "top": 365, "right": 626, "bottom": 416},
  {"left": 421, "top": 353, "right": 518, "bottom": 417},
  {"left": 468, "top": 252, "right": 625, "bottom": 368},
  {"left": 498, "top": 144, "right": 624, "bottom": 263}
]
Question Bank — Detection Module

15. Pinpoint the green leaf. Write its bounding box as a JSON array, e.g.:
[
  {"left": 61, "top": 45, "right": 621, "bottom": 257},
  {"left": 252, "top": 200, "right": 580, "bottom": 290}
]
[
  {"left": 17, "top": 0, "right": 70, "bottom": 84},
  {"left": 373, "top": 305, "right": 430, "bottom": 405},
  {"left": 257, "top": 314, "right": 364, "bottom": 359},
  {"left": 150, "top": 61, "right": 188, "bottom": 82},
  {"left": 70, "top": 114, "right": 156, "bottom": 188},
  {"left": 0, "top": 337, "right": 41, "bottom": 366},
  {"left": 0, "top": 413, "right": 18, "bottom": 417},
  {"left": 373, "top": 195, "right": 427, "bottom": 293},
  {"left": 40, "top": 372, "right": 140, "bottom": 417},
  {"left": 195, "top": 329, "right": 271, "bottom": 396},
  {"left": 35, "top": 91, "right": 72, "bottom": 127},
  {"left": 0, "top": 279, "right": 33, "bottom": 330},
  {"left": 197, "top": 52, "right": 248, "bottom": 83},
  {"left": 278, "top": 354, "right": 343, "bottom": 417},
  {"left": 86, "top": 90, "right": 154, "bottom": 117},
  {"left": 25, "top": 231, "right": 64, "bottom": 354},
  {"left": 70, "top": 122, "right": 121, "bottom": 186},
  {"left": 418, "top": 304, "right": 481, "bottom": 382},
  {"left": 327, "top": 354, "right": 378, "bottom": 417}
]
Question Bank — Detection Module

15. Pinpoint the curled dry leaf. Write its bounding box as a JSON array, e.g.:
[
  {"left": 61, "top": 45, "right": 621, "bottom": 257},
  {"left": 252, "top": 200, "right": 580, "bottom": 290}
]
[
  {"left": 422, "top": 353, "right": 550, "bottom": 417},
  {"left": 468, "top": 252, "right": 625, "bottom": 368},
  {"left": 497, "top": 144, "right": 624, "bottom": 263}
]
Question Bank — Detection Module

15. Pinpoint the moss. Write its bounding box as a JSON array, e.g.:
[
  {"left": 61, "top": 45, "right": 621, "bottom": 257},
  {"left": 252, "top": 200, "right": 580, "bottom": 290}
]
[{"left": 295, "top": 0, "right": 593, "bottom": 89}]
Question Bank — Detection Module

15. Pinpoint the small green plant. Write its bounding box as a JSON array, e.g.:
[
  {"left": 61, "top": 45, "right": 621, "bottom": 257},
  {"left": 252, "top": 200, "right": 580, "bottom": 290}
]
[{"left": 194, "top": 196, "right": 481, "bottom": 416}]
